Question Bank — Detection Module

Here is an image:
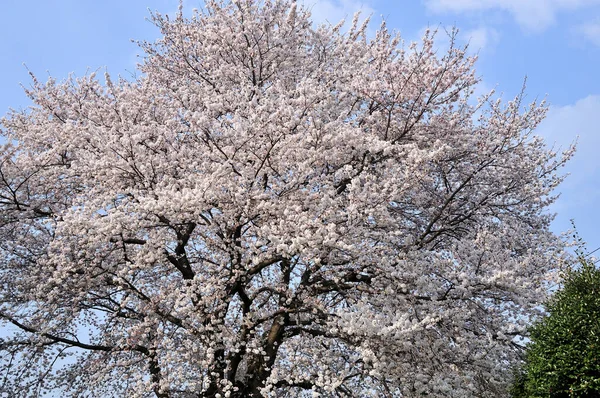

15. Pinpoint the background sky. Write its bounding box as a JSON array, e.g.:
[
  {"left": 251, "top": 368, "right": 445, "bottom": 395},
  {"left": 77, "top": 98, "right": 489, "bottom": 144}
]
[{"left": 1, "top": 0, "right": 599, "bottom": 253}]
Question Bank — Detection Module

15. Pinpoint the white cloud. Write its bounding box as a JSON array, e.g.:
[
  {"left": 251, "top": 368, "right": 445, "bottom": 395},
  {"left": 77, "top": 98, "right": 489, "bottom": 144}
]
[
  {"left": 536, "top": 95, "right": 600, "bottom": 240},
  {"left": 578, "top": 20, "right": 600, "bottom": 46},
  {"left": 464, "top": 26, "right": 499, "bottom": 51},
  {"left": 301, "top": 0, "right": 375, "bottom": 27},
  {"left": 424, "top": 0, "right": 600, "bottom": 32},
  {"left": 539, "top": 95, "right": 600, "bottom": 175}
]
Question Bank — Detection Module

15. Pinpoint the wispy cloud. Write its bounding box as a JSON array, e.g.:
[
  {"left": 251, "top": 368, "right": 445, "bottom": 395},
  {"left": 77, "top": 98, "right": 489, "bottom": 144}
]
[
  {"left": 424, "top": 0, "right": 600, "bottom": 32},
  {"left": 578, "top": 20, "right": 600, "bottom": 46},
  {"left": 464, "top": 26, "right": 499, "bottom": 51}
]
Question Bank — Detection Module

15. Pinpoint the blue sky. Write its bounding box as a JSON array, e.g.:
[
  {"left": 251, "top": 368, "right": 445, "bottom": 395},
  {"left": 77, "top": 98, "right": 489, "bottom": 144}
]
[{"left": 1, "top": 0, "right": 599, "bottom": 252}]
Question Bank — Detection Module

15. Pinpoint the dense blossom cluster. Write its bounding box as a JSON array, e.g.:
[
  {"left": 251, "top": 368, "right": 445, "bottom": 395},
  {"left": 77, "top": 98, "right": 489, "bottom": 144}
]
[{"left": 0, "top": 1, "right": 572, "bottom": 396}]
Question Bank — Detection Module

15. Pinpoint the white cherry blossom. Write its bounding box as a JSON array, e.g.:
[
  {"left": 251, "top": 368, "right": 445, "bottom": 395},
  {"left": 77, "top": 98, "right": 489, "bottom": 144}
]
[{"left": 0, "top": 1, "right": 572, "bottom": 397}]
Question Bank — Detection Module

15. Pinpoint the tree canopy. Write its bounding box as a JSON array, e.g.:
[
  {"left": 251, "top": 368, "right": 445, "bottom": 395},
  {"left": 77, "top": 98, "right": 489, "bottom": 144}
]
[
  {"left": 0, "top": 1, "right": 572, "bottom": 396},
  {"left": 512, "top": 257, "right": 600, "bottom": 397}
]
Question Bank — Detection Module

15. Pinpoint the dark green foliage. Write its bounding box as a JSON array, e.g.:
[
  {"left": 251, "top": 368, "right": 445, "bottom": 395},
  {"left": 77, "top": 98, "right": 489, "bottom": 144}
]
[{"left": 512, "top": 258, "right": 600, "bottom": 397}]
